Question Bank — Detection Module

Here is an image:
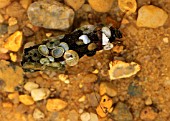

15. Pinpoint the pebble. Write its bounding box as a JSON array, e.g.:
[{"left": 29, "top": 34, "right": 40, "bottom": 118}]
[
  {"left": 3, "top": 31, "right": 23, "bottom": 52},
  {"left": 0, "top": 14, "right": 4, "bottom": 23},
  {"left": 19, "top": 0, "right": 32, "bottom": 9},
  {"left": 64, "top": 0, "right": 85, "bottom": 11},
  {"left": 118, "top": 0, "right": 137, "bottom": 14},
  {"left": 112, "top": 102, "right": 133, "bottom": 121},
  {"left": 87, "top": 92, "right": 100, "bottom": 107},
  {"left": 99, "top": 82, "right": 117, "bottom": 97},
  {"left": 137, "top": 5, "right": 168, "bottom": 28},
  {"left": 68, "top": 110, "right": 79, "bottom": 121},
  {"left": 19, "top": 95, "right": 34, "bottom": 105},
  {"left": 33, "top": 108, "right": 45, "bottom": 120},
  {"left": 0, "top": 60, "right": 23, "bottom": 92},
  {"left": 27, "top": 1, "right": 75, "bottom": 30},
  {"left": 80, "top": 112, "right": 91, "bottom": 121},
  {"left": 24, "top": 82, "right": 39, "bottom": 92},
  {"left": 0, "top": 0, "right": 11, "bottom": 8},
  {"left": 82, "top": 4, "right": 92, "bottom": 12},
  {"left": 0, "top": 24, "right": 8, "bottom": 36},
  {"left": 108, "top": 60, "right": 140, "bottom": 80},
  {"left": 2, "top": 102, "right": 13, "bottom": 108},
  {"left": 0, "top": 53, "right": 10, "bottom": 60},
  {"left": 96, "top": 95, "right": 113, "bottom": 117},
  {"left": 163, "top": 37, "right": 169, "bottom": 43},
  {"left": 8, "top": 92, "right": 19, "bottom": 104},
  {"left": 8, "top": 24, "right": 19, "bottom": 34},
  {"left": 6, "top": 2, "right": 25, "bottom": 18},
  {"left": 140, "top": 107, "right": 157, "bottom": 120},
  {"left": 128, "top": 83, "right": 142, "bottom": 96},
  {"left": 46, "top": 98, "right": 68, "bottom": 112},
  {"left": 83, "top": 73, "right": 98, "bottom": 83},
  {"left": 22, "top": 26, "right": 34, "bottom": 37},
  {"left": 8, "top": 17, "right": 18, "bottom": 26},
  {"left": 90, "top": 113, "right": 98, "bottom": 121},
  {"left": 88, "top": 0, "right": 114, "bottom": 12},
  {"left": 145, "top": 97, "right": 152, "bottom": 105},
  {"left": 78, "top": 95, "right": 86, "bottom": 102},
  {"left": 31, "top": 88, "right": 50, "bottom": 101},
  {"left": 9, "top": 52, "right": 17, "bottom": 62}
]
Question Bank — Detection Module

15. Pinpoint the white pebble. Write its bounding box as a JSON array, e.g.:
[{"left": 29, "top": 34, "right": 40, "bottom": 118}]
[
  {"left": 24, "top": 82, "right": 39, "bottom": 92},
  {"left": 31, "top": 88, "right": 50, "bottom": 101},
  {"left": 90, "top": 113, "right": 98, "bottom": 121},
  {"left": 102, "top": 33, "right": 109, "bottom": 45},
  {"left": 80, "top": 112, "right": 91, "bottom": 121},
  {"left": 102, "top": 26, "right": 111, "bottom": 38},
  {"left": 33, "top": 108, "right": 45, "bottom": 120},
  {"left": 79, "top": 35, "right": 91, "bottom": 44}
]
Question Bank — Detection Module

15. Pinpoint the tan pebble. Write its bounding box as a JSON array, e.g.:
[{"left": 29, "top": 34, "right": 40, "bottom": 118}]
[
  {"left": 0, "top": 47, "right": 9, "bottom": 53},
  {"left": 19, "top": 95, "right": 34, "bottom": 105},
  {"left": 92, "top": 69, "right": 99, "bottom": 74},
  {"left": 20, "top": 0, "right": 32, "bottom": 9},
  {"left": 83, "top": 73, "right": 98, "bottom": 83},
  {"left": 8, "top": 92, "right": 19, "bottom": 100},
  {"left": 78, "top": 95, "right": 86, "bottom": 102},
  {"left": 90, "top": 113, "right": 98, "bottom": 121},
  {"left": 145, "top": 97, "right": 152, "bottom": 105},
  {"left": 112, "top": 45, "right": 124, "bottom": 53},
  {"left": 82, "top": 4, "right": 92, "bottom": 12},
  {"left": 0, "top": 0, "right": 11, "bottom": 8},
  {"left": 4, "top": 31, "right": 23, "bottom": 52},
  {"left": 46, "top": 32, "right": 52, "bottom": 37},
  {"left": 31, "top": 88, "right": 50, "bottom": 101},
  {"left": 0, "top": 14, "right": 4, "bottom": 23},
  {"left": 59, "top": 74, "right": 69, "bottom": 82},
  {"left": 118, "top": 0, "right": 137, "bottom": 14},
  {"left": 108, "top": 60, "right": 140, "bottom": 80},
  {"left": 24, "top": 82, "right": 39, "bottom": 92},
  {"left": 96, "top": 95, "right": 113, "bottom": 117},
  {"left": 2, "top": 102, "right": 13, "bottom": 108},
  {"left": 64, "top": 0, "right": 85, "bottom": 11},
  {"left": 88, "top": 0, "right": 114, "bottom": 12},
  {"left": 46, "top": 99, "right": 68, "bottom": 112},
  {"left": 33, "top": 108, "right": 45, "bottom": 120},
  {"left": 10, "top": 52, "right": 17, "bottom": 62},
  {"left": 163, "top": 37, "right": 169, "bottom": 43},
  {"left": 140, "top": 107, "right": 157, "bottom": 120},
  {"left": 99, "top": 82, "right": 117, "bottom": 97},
  {"left": 8, "top": 17, "right": 18, "bottom": 26},
  {"left": 80, "top": 112, "right": 90, "bottom": 121},
  {"left": 121, "top": 18, "right": 129, "bottom": 25},
  {"left": 137, "top": 5, "right": 168, "bottom": 28}
]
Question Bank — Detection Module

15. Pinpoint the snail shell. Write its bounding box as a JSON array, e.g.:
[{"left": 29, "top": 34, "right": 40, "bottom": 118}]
[
  {"left": 64, "top": 50, "right": 79, "bottom": 66},
  {"left": 40, "top": 58, "right": 50, "bottom": 65},
  {"left": 59, "top": 42, "right": 69, "bottom": 51},
  {"left": 102, "top": 26, "right": 111, "bottom": 38},
  {"left": 103, "top": 42, "right": 113, "bottom": 50},
  {"left": 38, "top": 45, "right": 49, "bottom": 56},
  {"left": 47, "top": 56, "right": 55, "bottom": 62},
  {"left": 51, "top": 47, "right": 64, "bottom": 58},
  {"left": 28, "top": 49, "right": 41, "bottom": 61},
  {"left": 46, "top": 40, "right": 60, "bottom": 49}
]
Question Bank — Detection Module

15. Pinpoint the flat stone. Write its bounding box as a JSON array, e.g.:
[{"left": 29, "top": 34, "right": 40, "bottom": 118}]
[
  {"left": 4, "top": 31, "right": 23, "bottom": 52},
  {"left": 31, "top": 88, "right": 50, "bottom": 101},
  {"left": 0, "top": 24, "right": 8, "bottom": 36},
  {"left": 6, "top": 2, "right": 25, "bottom": 18},
  {"left": 19, "top": 95, "right": 34, "bottom": 105},
  {"left": 33, "top": 108, "right": 45, "bottom": 120},
  {"left": 118, "top": 0, "right": 137, "bottom": 14},
  {"left": 90, "top": 113, "right": 98, "bottom": 121},
  {"left": 112, "top": 102, "right": 133, "bottom": 121},
  {"left": 99, "top": 82, "right": 117, "bottom": 97},
  {"left": 88, "top": 0, "right": 114, "bottom": 12},
  {"left": 24, "top": 82, "right": 39, "bottom": 92},
  {"left": 80, "top": 112, "right": 90, "bottom": 121},
  {"left": 64, "top": 0, "right": 85, "bottom": 11},
  {"left": 0, "top": 60, "right": 23, "bottom": 92},
  {"left": 0, "top": 0, "right": 11, "bottom": 8},
  {"left": 140, "top": 107, "right": 157, "bottom": 121},
  {"left": 27, "top": 1, "right": 75, "bottom": 30},
  {"left": 46, "top": 98, "right": 68, "bottom": 112},
  {"left": 137, "top": 5, "right": 168, "bottom": 28}
]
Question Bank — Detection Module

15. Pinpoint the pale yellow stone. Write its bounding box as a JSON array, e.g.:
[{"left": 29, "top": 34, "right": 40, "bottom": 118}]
[
  {"left": 78, "top": 95, "right": 86, "bottom": 102},
  {"left": 24, "top": 82, "right": 39, "bottom": 92},
  {"left": 88, "top": 0, "right": 114, "bottom": 13},
  {"left": 118, "top": 0, "right": 137, "bottom": 14},
  {"left": 4, "top": 31, "right": 23, "bottom": 52},
  {"left": 2, "top": 102, "right": 13, "bottom": 108},
  {"left": 8, "top": 92, "right": 19, "bottom": 100},
  {"left": 46, "top": 99, "right": 68, "bottom": 112},
  {"left": 109, "top": 60, "right": 140, "bottom": 80},
  {"left": 20, "top": 0, "right": 32, "bottom": 9},
  {"left": 64, "top": 0, "right": 85, "bottom": 11},
  {"left": 19, "top": 95, "right": 34, "bottom": 105},
  {"left": 10, "top": 52, "right": 17, "bottom": 62},
  {"left": 46, "top": 33, "right": 52, "bottom": 37},
  {"left": 8, "top": 17, "right": 17, "bottom": 26},
  {"left": 137, "top": 5, "right": 168, "bottom": 28},
  {"left": 31, "top": 88, "right": 50, "bottom": 101},
  {"left": 92, "top": 69, "right": 99, "bottom": 74}
]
